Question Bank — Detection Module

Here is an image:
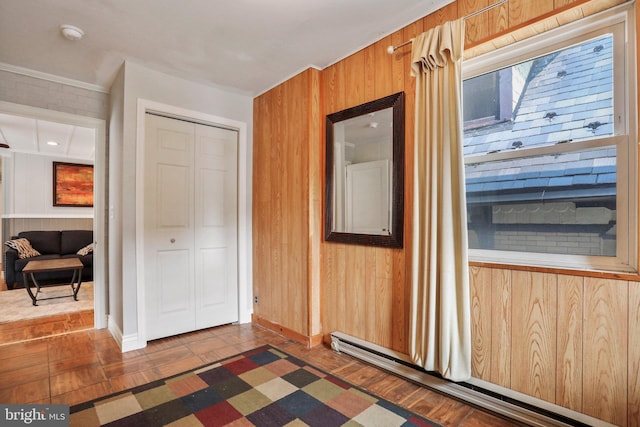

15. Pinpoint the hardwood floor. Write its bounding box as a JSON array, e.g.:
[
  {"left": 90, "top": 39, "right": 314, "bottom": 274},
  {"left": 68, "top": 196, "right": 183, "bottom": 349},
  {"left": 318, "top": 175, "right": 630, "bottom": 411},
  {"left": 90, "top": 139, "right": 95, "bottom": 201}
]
[
  {"left": 0, "top": 324, "right": 521, "bottom": 426},
  {"left": 0, "top": 309, "right": 94, "bottom": 345}
]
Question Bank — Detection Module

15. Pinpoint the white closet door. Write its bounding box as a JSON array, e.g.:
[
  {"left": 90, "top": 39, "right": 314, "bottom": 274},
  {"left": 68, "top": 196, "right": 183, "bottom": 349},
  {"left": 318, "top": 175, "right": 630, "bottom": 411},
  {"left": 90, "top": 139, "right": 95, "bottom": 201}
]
[
  {"left": 194, "top": 124, "right": 238, "bottom": 329},
  {"left": 145, "top": 114, "right": 196, "bottom": 339},
  {"left": 145, "top": 114, "right": 239, "bottom": 340}
]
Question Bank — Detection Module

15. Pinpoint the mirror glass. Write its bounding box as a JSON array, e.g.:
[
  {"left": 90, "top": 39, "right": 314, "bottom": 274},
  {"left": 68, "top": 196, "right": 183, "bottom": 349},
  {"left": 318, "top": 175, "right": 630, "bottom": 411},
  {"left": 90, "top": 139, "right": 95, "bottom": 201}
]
[{"left": 325, "top": 92, "right": 404, "bottom": 248}]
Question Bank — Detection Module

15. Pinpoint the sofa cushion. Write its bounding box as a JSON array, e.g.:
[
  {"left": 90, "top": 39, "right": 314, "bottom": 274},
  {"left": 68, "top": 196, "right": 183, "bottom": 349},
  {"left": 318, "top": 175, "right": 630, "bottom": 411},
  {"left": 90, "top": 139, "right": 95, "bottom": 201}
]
[
  {"left": 4, "top": 238, "right": 41, "bottom": 259},
  {"left": 77, "top": 242, "right": 94, "bottom": 256},
  {"left": 81, "top": 253, "right": 93, "bottom": 268},
  {"left": 18, "top": 231, "right": 61, "bottom": 255},
  {"left": 60, "top": 230, "right": 93, "bottom": 255}
]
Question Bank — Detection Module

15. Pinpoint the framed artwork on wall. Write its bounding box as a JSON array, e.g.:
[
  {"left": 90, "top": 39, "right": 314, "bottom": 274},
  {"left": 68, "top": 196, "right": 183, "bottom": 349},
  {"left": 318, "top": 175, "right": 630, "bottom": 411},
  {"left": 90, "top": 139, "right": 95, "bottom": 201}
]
[{"left": 53, "top": 161, "right": 94, "bottom": 207}]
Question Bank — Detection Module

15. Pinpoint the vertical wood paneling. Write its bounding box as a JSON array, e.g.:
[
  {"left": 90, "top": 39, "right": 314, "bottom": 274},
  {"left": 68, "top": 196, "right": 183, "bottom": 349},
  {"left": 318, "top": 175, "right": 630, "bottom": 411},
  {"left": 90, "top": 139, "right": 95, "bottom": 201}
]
[
  {"left": 461, "top": 0, "right": 490, "bottom": 45},
  {"left": 489, "top": 0, "right": 509, "bottom": 37},
  {"left": 346, "top": 245, "right": 367, "bottom": 339},
  {"left": 402, "top": 18, "right": 422, "bottom": 355},
  {"left": 321, "top": 24, "right": 413, "bottom": 353},
  {"left": 470, "top": 266, "right": 492, "bottom": 380},
  {"left": 308, "top": 68, "right": 322, "bottom": 337},
  {"left": 323, "top": 65, "right": 339, "bottom": 115},
  {"left": 334, "top": 244, "right": 347, "bottom": 335},
  {"left": 286, "top": 76, "right": 306, "bottom": 331},
  {"left": 583, "top": 278, "right": 628, "bottom": 426},
  {"left": 322, "top": 244, "right": 341, "bottom": 336},
  {"left": 344, "top": 51, "right": 367, "bottom": 337},
  {"left": 629, "top": 282, "right": 640, "bottom": 427},
  {"left": 373, "top": 36, "right": 394, "bottom": 98},
  {"left": 364, "top": 247, "right": 377, "bottom": 343},
  {"left": 511, "top": 271, "right": 557, "bottom": 402},
  {"left": 375, "top": 275, "right": 393, "bottom": 348},
  {"left": 253, "top": 95, "right": 272, "bottom": 321},
  {"left": 389, "top": 29, "right": 407, "bottom": 353},
  {"left": 253, "top": 71, "right": 316, "bottom": 336},
  {"left": 364, "top": 45, "right": 376, "bottom": 102},
  {"left": 345, "top": 51, "right": 366, "bottom": 105},
  {"left": 391, "top": 248, "right": 406, "bottom": 351},
  {"left": 490, "top": 268, "right": 511, "bottom": 388},
  {"left": 554, "top": 0, "right": 585, "bottom": 8},
  {"left": 556, "top": 275, "right": 583, "bottom": 412},
  {"left": 254, "top": 94, "right": 272, "bottom": 322},
  {"left": 253, "top": 1, "right": 639, "bottom": 425},
  {"left": 391, "top": 30, "right": 405, "bottom": 94},
  {"left": 270, "top": 85, "right": 285, "bottom": 325},
  {"left": 509, "top": 0, "right": 554, "bottom": 26},
  {"left": 423, "top": 2, "right": 457, "bottom": 30}
]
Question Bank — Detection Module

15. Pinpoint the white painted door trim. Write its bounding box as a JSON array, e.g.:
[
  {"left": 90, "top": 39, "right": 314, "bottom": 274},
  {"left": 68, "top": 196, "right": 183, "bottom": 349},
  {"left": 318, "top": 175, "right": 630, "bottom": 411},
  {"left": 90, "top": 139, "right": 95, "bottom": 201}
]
[
  {"left": 135, "top": 99, "right": 252, "bottom": 349},
  {"left": 0, "top": 100, "right": 108, "bottom": 329}
]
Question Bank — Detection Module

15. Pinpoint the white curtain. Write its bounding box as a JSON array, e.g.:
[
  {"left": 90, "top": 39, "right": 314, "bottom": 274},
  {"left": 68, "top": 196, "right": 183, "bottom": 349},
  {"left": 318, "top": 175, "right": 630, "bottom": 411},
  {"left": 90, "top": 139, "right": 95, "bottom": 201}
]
[{"left": 409, "top": 18, "right": 471, "bottom": 382}]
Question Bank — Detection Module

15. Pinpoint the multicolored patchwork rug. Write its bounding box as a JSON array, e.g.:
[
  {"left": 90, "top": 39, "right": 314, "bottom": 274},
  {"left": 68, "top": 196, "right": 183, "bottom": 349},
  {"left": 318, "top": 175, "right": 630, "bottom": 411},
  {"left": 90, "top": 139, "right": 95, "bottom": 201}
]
[{"left": 71, "top": 345, "right": 440, "bottom": 426}]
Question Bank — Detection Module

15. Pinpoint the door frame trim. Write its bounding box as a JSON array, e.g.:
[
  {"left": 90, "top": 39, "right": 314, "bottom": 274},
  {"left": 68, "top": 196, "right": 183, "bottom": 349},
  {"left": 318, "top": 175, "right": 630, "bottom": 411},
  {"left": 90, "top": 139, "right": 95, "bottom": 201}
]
[{"left": 135, "top": 99, "right": 251, "bottom": 348}]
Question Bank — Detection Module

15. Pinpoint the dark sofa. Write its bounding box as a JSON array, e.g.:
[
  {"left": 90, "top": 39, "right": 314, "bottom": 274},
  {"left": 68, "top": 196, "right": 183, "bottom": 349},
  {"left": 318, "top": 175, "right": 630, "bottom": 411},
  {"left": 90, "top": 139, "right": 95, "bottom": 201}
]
[{"left": 4, "top": 230, "right": 93, "bottom": 290}]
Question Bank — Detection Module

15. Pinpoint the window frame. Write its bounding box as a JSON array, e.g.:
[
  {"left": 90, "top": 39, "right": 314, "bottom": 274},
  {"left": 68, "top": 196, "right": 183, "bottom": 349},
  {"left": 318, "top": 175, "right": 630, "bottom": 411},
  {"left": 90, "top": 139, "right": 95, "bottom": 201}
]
[{"left": 462, "top": 4, "right": 637, "bottom": 273}]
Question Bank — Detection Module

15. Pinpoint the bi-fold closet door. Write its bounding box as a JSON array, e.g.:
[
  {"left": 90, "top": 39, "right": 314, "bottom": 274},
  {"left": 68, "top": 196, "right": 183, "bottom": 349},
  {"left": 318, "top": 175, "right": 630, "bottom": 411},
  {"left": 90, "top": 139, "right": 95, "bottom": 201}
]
[{"left": 144, "top": 113, "right": 238, "bottom": 340}]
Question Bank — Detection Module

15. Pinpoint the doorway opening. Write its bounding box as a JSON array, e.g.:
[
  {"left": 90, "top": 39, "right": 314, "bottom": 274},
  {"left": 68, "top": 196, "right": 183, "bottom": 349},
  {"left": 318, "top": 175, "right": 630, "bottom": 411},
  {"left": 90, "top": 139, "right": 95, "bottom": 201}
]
[{"left": 0, "top": 101, "right": 107, "bottom": 342}]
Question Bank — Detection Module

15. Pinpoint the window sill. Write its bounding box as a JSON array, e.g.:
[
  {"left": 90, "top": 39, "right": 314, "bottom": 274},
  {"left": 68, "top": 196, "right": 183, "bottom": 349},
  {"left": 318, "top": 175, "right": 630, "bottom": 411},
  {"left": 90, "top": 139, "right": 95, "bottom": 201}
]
[{"left": 469, "top": 260, "right": 640, "bottom": 282}]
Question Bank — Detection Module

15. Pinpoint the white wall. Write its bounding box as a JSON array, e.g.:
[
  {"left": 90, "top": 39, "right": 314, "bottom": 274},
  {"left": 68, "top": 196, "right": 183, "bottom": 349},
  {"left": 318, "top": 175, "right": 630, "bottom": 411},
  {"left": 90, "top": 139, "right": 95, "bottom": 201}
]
[
  {"left": 108, "top": 66, "right": 125, "bottom": 337},
  {"left": 4, "top": 152, "right": 93, "bottom": 217},
  {"left": 110, "top": 61, "right": 253, "bottom": 349}
]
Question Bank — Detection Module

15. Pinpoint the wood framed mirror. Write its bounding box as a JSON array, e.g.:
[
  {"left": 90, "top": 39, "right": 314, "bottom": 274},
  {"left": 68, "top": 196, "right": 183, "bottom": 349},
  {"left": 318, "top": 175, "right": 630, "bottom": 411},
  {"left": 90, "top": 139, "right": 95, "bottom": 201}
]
[{"left": 325, "top": 92, "right": 404, "bottom": 248}]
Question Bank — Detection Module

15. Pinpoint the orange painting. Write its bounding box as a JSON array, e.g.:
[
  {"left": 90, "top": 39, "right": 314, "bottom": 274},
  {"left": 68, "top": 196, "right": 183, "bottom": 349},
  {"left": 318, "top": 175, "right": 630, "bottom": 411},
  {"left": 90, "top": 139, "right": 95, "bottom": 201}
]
[{"left": 53, "top": 162, "right": 94, "bottom": 207}]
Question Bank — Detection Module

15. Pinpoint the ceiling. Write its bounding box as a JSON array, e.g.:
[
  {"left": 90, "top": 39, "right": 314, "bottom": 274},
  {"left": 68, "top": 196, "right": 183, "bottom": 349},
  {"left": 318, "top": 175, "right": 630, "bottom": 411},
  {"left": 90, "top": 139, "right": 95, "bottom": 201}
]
[
  {"left": 0, "top": 0, "right": 453, "bottom": 95},
  {"left": 0, "top": 113, "right": 95, "bottom": 161},
  {"left": 0, "top": 0, "right": 453, "bottom": 159}
]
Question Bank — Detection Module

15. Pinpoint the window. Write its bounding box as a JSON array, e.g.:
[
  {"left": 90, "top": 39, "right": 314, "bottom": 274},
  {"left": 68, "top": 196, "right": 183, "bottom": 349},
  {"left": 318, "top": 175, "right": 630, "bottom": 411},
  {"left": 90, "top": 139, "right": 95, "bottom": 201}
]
[{"left": 462, "top": 5, "right": 637, "bottom": 273}]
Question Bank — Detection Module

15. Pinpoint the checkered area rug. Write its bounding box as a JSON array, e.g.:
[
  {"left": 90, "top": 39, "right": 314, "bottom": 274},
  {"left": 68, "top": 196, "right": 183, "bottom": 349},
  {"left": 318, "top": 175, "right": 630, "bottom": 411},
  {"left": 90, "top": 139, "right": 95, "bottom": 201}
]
[{"left": 70, "top": 345, "right": 440, "bottom": 426}]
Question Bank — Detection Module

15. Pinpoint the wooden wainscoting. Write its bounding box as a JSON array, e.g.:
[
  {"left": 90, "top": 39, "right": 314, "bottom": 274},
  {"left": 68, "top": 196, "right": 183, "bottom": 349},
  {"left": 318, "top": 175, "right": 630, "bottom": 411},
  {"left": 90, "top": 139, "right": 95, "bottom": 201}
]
[{"left": 470, "top": 266, "right": 639, "bottom": 426}]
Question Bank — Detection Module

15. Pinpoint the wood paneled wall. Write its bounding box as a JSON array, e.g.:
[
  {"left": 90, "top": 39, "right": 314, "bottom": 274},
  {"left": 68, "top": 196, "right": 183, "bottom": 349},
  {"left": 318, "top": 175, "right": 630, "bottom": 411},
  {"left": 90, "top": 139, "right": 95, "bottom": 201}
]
[
  {"left": 252, "top": 69, "right": 322, "bottom": 342},
  {"left": 321, "top": 20, "right": 416, "bottom": 351},
  {"left": 471, "top": 266, "right": 639, "bottom": 426},
  {"left": 253, "top": 0, "right": 639, "bottom": 425},
  {"left": 319, "top": 0, "right": 620, "bottom": 353}
]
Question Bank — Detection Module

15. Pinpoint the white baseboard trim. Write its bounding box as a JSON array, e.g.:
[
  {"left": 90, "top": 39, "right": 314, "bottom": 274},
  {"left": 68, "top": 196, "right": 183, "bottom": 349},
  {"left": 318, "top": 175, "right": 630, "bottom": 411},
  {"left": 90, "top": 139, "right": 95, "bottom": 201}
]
[
  {"left": 330, "top": 332, "right": 614, "bottom": 427},
  {"left": 107, "top": 315, "right": 123, "bottom": 350},
  {"left": 107, "top": 315, "right": 146, "bottom": 352},
  {"left": 121, "top": 334, "right": 146, "bottom": 352}
]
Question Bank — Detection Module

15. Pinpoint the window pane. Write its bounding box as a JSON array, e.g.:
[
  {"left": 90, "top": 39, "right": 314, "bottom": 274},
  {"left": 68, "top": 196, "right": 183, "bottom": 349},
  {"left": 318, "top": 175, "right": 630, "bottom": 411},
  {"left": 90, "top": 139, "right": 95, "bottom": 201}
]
[
  {"left": 463, "top": 33, "right": 614, "bottom": 157},
  {"left": 466, "top": 147, "right": 616, "bottom": 256}
]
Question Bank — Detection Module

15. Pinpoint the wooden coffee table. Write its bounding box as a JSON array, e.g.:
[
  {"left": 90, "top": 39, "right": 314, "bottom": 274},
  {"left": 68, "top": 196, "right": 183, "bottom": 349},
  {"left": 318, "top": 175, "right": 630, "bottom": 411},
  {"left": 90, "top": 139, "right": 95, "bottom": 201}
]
[{"left": 22, "top": 258, "right": 84, "bottom": 306}]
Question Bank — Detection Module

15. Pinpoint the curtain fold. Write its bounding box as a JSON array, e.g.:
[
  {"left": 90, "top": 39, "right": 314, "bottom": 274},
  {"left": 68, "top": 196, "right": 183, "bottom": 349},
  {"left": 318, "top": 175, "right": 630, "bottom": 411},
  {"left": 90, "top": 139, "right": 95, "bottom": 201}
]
[{"left": 409, "top": 18, "right": 471, "bottom": 382}]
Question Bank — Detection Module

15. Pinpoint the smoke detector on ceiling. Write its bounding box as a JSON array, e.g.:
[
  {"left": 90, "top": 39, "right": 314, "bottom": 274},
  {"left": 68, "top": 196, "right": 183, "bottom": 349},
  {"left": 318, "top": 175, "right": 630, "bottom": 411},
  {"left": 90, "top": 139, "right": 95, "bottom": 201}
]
[{"left": 60, "top": 25, "right": 84, "bottom": 41}]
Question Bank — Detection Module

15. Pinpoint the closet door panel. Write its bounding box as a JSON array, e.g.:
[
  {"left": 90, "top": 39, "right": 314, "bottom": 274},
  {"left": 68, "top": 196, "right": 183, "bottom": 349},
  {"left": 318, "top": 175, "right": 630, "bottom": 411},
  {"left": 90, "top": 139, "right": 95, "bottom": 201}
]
[
  {"left": 145, "top": 114, "right": 196, "bottom": 340},
  {"left": 145, "top": 113, "right": 239, "bottom": 339},
  {"left": 194, "top": 124, "right": 239, "bottom": 329}
]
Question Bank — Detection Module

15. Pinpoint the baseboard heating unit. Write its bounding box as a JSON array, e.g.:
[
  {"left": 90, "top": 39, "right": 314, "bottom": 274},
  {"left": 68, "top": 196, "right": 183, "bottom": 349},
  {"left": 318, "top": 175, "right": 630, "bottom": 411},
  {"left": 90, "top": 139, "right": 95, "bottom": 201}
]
[{"left": 330, "top": 332, "right": 615, "bottom": 427}]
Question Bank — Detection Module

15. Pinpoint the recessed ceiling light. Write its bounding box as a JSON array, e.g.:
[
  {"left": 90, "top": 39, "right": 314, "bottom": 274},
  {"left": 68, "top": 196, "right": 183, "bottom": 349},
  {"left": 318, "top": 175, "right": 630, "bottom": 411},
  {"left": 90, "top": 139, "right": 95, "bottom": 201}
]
[
  {"left": 47, "top": 141, "right": 59, "bottom": 146},
  {"left": 60, "top": 24, "right": 84, "bottom": 41}
]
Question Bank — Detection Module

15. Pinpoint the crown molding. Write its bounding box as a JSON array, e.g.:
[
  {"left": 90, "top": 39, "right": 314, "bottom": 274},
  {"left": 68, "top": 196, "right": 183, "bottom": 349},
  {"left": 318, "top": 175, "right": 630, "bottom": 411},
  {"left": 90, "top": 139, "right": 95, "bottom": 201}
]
[{"left": 0, "top": 62, "right": 109, "bottom": 94}]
